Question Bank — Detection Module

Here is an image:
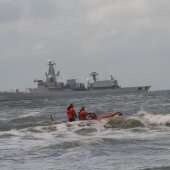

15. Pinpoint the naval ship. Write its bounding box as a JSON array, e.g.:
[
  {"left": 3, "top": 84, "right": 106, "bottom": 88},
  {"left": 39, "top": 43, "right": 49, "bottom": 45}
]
[{"left": 0, "top": 60, "right": 151, "bottom": 101}]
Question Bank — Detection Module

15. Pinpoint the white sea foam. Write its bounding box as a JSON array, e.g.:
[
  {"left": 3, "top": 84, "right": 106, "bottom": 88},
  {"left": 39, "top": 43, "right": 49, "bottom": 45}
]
[
  {"left": 56, "top": 120, "right": 106, "bottom": 134},
  {"left": 137, "top": 111, "right": 170, "bottom": 126}
]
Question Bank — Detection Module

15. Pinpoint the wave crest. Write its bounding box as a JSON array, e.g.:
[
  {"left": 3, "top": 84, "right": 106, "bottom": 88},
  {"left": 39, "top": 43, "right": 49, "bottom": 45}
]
[{"left": 137, "top": 111, "right": 170, "bottom": 126}]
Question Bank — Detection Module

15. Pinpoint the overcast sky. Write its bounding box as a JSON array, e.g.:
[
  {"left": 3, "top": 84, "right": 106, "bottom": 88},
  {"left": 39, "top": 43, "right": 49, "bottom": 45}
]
[{"left": 0, "top": 0, "right": 170, "bottom": 91}]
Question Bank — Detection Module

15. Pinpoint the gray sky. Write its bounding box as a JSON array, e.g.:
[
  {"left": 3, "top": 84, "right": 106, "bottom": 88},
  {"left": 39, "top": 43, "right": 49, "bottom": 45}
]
[{"left": 0, "top": 0, "right": 170, "bottom": 91}]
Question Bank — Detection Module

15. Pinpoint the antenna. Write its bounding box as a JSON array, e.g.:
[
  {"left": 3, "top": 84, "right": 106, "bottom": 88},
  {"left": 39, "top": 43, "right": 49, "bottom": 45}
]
[{"left": 89, "top": 72, "right": 99, "bottom": 82}]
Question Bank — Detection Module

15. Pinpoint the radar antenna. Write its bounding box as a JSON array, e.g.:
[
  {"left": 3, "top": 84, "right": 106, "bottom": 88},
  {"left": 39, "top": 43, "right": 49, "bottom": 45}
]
[{"left": 89, "top": 72, "right": 99, "bottom": 82}]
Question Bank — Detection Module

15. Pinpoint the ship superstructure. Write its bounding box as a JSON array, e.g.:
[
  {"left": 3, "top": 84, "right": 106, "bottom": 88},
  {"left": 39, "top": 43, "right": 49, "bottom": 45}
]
[
  {"left": 32, "top": 60, "right": 64, "bottom": 92},
  {"left": 29, "top": 60, "right": 85, "bottom": 93},
  {"left": 87, "top": 72, "right": 120, "bottom": 90}
]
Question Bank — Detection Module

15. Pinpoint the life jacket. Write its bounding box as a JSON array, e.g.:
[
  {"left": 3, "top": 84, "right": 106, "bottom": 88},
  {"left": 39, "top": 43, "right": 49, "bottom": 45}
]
[
  {"left": 66, "top": 108, "right": 76, "bottom": 119},
  {"left": 79, "top": 110, "right": 88, "bottom": 120}
]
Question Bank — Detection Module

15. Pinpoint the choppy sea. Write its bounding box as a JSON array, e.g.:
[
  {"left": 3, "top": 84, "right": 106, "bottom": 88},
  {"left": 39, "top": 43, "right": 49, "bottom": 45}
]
[{"left": 1, "top": 90, "right": 170, "bottom": 170}]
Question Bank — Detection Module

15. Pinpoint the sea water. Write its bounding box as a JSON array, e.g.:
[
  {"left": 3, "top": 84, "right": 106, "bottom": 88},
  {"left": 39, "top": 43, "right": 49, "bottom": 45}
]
[{"left": 0, "top": 90, "right": 170, "bottom": 170}]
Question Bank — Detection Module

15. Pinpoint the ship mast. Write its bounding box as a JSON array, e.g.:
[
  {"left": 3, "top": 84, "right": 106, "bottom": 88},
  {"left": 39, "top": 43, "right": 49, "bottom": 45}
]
[
  {"left": 45, "top": 60, "right": 58, "bottom": 84},
  {"left": 48, "top": 60, "right": 56, "bottom": 77}
]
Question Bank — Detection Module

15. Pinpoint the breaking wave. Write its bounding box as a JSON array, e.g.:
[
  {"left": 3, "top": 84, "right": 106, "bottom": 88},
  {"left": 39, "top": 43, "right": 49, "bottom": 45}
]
[{"left": 136, "top": 111, "right": 170, "bottom": 126}]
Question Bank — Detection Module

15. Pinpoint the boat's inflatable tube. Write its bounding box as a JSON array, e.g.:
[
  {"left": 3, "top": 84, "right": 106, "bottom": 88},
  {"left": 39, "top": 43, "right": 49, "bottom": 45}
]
[
  {"left": 86, "top": 112, "right": 123, "bottom": 120},
  {"left": 98, "top": 112, "right": 123, "bottom": 120}
]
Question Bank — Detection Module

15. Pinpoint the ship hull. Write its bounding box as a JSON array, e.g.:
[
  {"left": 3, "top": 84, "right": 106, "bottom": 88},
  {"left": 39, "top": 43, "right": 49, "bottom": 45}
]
[{"left": 0, "top": 86, "right": 150, "bottom": 101}]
